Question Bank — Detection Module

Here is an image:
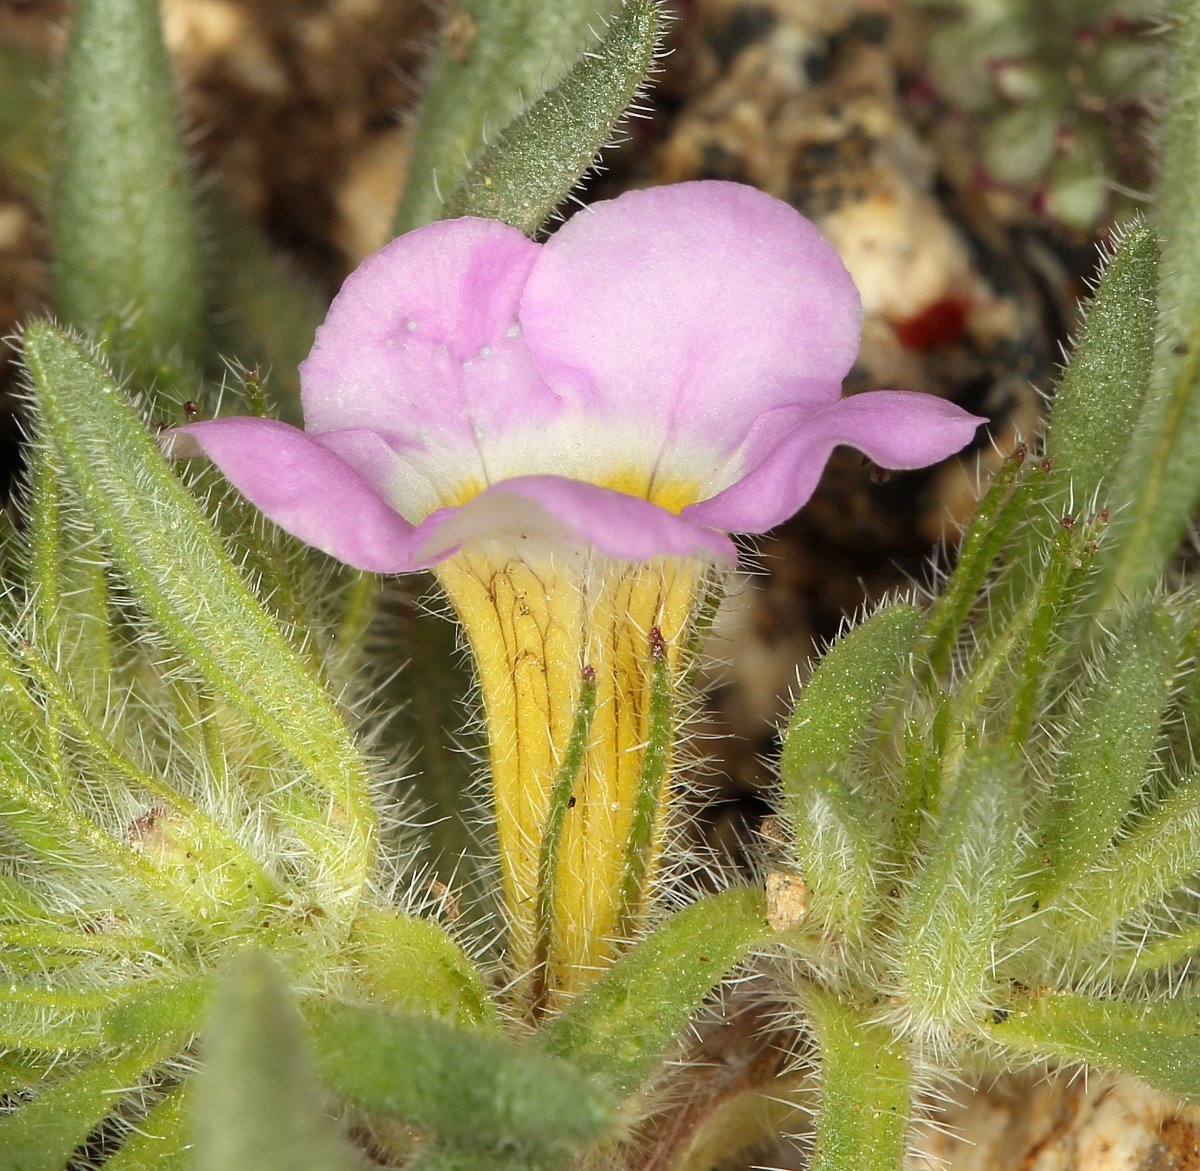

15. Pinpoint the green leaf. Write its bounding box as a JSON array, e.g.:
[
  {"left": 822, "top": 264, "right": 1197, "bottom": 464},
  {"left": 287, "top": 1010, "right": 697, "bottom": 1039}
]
[
  {"left": 0, "top": 984, "right": 121, "bottom": 1052},
  {"left": 104, "top": 978, "right": 212, "bottom": 1048},
  {"left": 900, "top": 754, "right": 1021, "bottom": 1028},
  {"left": 779, "top": 601, "right": 919, "bottom": 888},
  {"left": 782, "top": 763, "right": 875, "bottom": 945},
  {"left": 1095, "top": 0, "right": 1200, "bottom": 603},
  {"left": 445, "top": 0, "right": 660, "bottom": 235},
  {"left": 306, "top": 1001, "right": 614, "bottom": 1156},
  {"left": 193, "top": 952, "right": 365, "bottom": 1171},
  {"left": 1045, "top": 222, "right": 1158, "bottom": 514},
  {"left": 781, "top": 603, "right": 920, "bottom": 797},
  {"left": 1044, "top": 771, "right": 1200, "bottom": 955},
  {"left": 101, "top": 1088, "right": 191, "bottom": 1171},
  {"left": 919, "top": 445, "right": 1040, "bottom": 677},
  {"left": 347, "top": 908, "right": 498, "bottom": 1031},
  {"left": 0, "top": 976, "right": 206, "bottom": 1055},
  {"left": 0, "top": 737, "right": 212, "bottom": 924},
  {"left": 52, "top": 0, "right": 205, "bottom": 368},
  {"left": 25, "top": 449, "right": 112, "bottom": 724},
  {"left": 987, "top": 990, "right": 1200, "bottom": 1098},
  {"left": 801, "top": 988, "right": 910, "bottom": 1171},
  {"left": 13, "top": 637, "right": 280, "bottom": 912},
  {"left": 394, "top": 0, "right": 623, "bottom": 233},
  {"left": 539, "top": 887, "right": 769, "bottom": 1099},
  {"left": 20, "top": 322, "right": 375, "bottom": 907},
  {"left": 1026, "top": 602, "right": 1177, "bottom": 904},
  {"left": 0, "top": 1045, "right": 167, "bottom": 1171},
  {"left": 0, "top": 1051, "right": 55, "bottom": 1099},
  {"left": 948, "top": 508, "right": 1101, "bottom": 754}
]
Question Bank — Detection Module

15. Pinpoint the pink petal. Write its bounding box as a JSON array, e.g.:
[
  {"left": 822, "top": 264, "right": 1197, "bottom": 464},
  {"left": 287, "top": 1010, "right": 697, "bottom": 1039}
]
[
  {"left": 298, "top": 216, "right": 561, "bottom": 455},
  {"left": 519, "top": 181, "right": 863, "bottom": 462},
  {"left": 685, "top": 392, "right": 985, "bottom": 533},
  {"left": 176, "top": 418, "right": 419, "bottom": 573},
  {"left": 411, "top": 476, "right": 738, "bottom": 567}
]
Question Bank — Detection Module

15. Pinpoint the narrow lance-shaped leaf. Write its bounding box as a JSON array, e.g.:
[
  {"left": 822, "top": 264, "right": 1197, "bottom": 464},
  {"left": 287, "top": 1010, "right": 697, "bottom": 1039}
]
[
  {"left": 100, "top": 1087, "right": 191, "bottom": 1171},
  {"left": 26, "top": 449, "right": 112, "bottom": 720},
  {"left": 104, "top": 977, "right": 213, "bottom": 1049},
  {"left": 0, "top": 734, "right": 218, "bottom": 926},
  {"left": 947, "top": 511, "right": 1099, "bottom": 761},
  {"left": 0, "top": 984, "right": 127, "bottom": 1053},
  {"left": 53, "top": 0, "right": 205, "bottom": 368},
  {"left": 989, "top": 224, "right": 1157, "bottom": 633},
  {"left": 919, "top": 444, "right": 1040, "bottom": 676},
  {"left": 347, "top": 908, "right": 499, "bottom": 1032},
  {"left": 801, "top": 988, "right": 910, "bottom": 1171},
  {"left": 899, "top": 753, "right": 1021, "bottom": 1029},
  {"left": 781, "top": 603, "right": 920, "bottom": 803},
  {"left": 394, "top": 0, "right": 623, "bottom": 233},
  {"left": 1025, "top": 601, "right": 1176, "bottom": 906},
  {"left": 1044, "top": 222, "right": 1158, "bottom": 508},
  {"left": 21, "top": 323, "right": 375, "bottom": 906},
  {"left": 781, "top": 603, "right": 920, "bottom": 883},
  {"left": 306, "top": 1001, "right": 615, "bottom": 1157},
  {"left": 445, "top": 0, "right": 661, "bottom": 235},
  {"left": 784, "top": 764, "right": 876, "bottom": 945},
  {"left": 0, "top": 972, "right": 202, "bottom": 1058},
  {"left": 987, "top": 990, "right": 1200, "bottom": 1099},
  {"left": 0, "top": 1043, "right": 171, "bottom": 1171},
  {"left": 1095, "top": 0, "right": 1200, "bottom": 605},
  {"left": 539, "top": 887, "right": 769, "bottom": 1099},
  {"left": 193, "top": 952, "right": 366, "bottom": 1171},
  {"left": 1043, "top": 771, "right": 1200, "bottom": 957},
  {"left": 15, "top": 638, "right": 281, "bottom": 911}
]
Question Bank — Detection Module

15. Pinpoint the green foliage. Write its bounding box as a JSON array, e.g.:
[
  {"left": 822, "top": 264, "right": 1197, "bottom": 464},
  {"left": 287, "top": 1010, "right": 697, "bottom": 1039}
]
[
  {"left": 193, "top": 953, "right": 366, "bottom": 1171},
  {"left": 781, "top": 605, "right": 921, "bottom": 940},
  {"left": 0, "top": 1045, "right": 173, "bottom": 1171},
  {"left": 445, "top": 0, "right": 661, "bottom": 235},
  {"left": 345, "top": 909, "right": 500, "bottom": 1031},
  {"left": 307, "top": 1002, "right": 616, "bottom": 1161},
  {"left": 11, "top": 0, "right": 1200, "bottom": 1166},
  {"left": 2, "top": 325, "right": 507, "bottom": 1165},
  {"left": 988, "top": 991, "right": 1200, "bottom": 1098},
  {"left": 539, "top": 888, "right": 769, "bottom": 1099},
  {"left": 52, "top": 0, "right": 205, "bottom": 370},
  {"left": 1097, "top": 0, "right": 1200, "bottom": 606},
  {"left": 801, "top": 989, "right": 910, "bottom": 1171},
  {"left": 23, "top": 323, "right": 375, "bottom": 908},
  {"left": 1044, "top": 222, "right": 1159, "bottom": 507},
  {"left": 393, "top": 0, "right": 626, "bottom": 233},
  {"left": 774, "top": 221, "right": 1200, "bottom": 1171}
]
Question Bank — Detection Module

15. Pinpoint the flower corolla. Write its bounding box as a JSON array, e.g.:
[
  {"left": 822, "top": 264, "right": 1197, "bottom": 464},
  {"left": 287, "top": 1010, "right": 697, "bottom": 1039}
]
[{"left": 176, "top": 181, "right": 982, "bottom": 569}]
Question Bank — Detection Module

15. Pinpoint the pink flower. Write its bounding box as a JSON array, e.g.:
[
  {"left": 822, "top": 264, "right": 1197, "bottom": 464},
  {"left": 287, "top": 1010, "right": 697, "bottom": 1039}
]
[{"left": 175, "top": 182, "right": 983, "bottom": 572}]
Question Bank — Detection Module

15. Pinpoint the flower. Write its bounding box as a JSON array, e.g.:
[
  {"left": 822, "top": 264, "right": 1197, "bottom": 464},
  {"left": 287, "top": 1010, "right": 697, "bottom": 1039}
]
[
  {"left": 174, "top": 181, "right": 983, "bottom": 1005},
  {"left": 173, "top": 181, "right": 983, "bottom": 573}
]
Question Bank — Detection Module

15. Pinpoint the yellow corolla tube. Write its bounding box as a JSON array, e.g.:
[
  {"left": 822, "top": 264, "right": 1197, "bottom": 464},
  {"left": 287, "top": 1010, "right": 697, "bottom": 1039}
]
[{"left": 437, "top": 549, "right": 712, "bottom": 1008}]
